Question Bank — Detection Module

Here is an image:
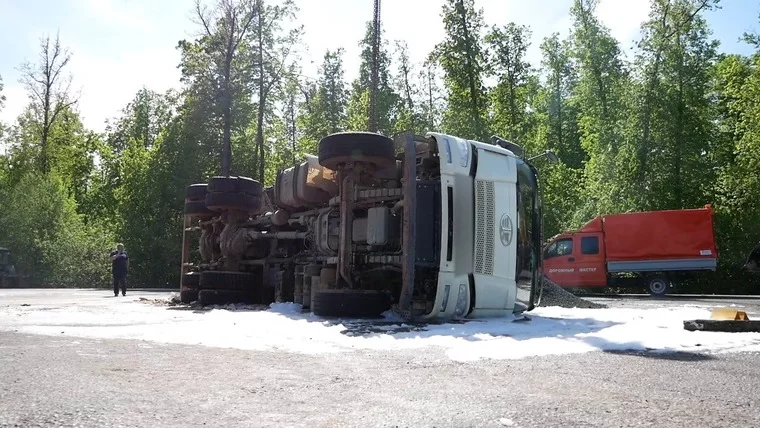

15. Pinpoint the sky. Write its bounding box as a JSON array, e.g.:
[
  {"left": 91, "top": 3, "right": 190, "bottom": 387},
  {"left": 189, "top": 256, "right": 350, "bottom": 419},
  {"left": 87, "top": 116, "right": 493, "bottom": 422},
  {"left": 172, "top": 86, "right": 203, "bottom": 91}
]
[{"left": 0, "top": 0, "right": 757, "bottom": 133}]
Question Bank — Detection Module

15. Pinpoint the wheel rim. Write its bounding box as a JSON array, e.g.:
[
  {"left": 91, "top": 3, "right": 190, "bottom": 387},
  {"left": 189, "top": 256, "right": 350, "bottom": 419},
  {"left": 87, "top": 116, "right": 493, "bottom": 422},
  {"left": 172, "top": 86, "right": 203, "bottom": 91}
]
[{"left": 650, "top": 279, "right": 667, "bottom": 294}]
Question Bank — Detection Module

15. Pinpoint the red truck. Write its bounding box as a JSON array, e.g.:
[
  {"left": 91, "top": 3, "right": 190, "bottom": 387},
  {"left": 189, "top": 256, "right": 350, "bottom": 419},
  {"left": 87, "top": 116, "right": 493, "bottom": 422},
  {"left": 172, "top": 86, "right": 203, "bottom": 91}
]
[{"left": 542, "top": 205, "right": 718, "bottom": 296}]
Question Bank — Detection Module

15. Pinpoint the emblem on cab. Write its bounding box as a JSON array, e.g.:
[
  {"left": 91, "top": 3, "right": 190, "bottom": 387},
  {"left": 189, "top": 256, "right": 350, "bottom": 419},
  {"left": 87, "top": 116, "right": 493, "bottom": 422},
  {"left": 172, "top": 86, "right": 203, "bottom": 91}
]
[{"left": 499, "top": 214, "right": 513, "bottom": 247}]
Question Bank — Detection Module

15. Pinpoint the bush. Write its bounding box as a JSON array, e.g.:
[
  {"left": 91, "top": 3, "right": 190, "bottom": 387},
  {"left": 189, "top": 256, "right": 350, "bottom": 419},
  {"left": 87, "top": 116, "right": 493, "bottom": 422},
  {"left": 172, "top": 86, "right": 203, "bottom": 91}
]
[{"left": 0, "top": 173, "right": 113, "bottom": 287}]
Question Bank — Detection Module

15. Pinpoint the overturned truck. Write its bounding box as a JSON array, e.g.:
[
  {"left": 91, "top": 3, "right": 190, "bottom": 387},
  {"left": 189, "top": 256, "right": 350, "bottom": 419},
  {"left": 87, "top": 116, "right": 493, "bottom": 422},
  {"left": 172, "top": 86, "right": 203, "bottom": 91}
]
[{"left": 180, "top": 131, "right": 546, "bottom": 321}]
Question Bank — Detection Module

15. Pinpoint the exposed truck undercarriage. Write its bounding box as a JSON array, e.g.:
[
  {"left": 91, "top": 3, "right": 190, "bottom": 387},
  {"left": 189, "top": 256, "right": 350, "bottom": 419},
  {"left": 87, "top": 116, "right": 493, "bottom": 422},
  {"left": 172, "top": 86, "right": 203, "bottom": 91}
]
[{"left": 179, "top": 131, "right": 544, "bottom": 321}]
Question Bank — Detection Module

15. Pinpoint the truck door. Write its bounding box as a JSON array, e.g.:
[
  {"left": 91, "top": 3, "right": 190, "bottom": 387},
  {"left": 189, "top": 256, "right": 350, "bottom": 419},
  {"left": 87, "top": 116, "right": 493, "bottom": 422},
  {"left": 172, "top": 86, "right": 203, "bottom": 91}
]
[
  {"left": 543, "top": 237, "right": 576, "bottom": 286},
  {"left": 572, "top": 233, "right": 607, "bottom": 287}
]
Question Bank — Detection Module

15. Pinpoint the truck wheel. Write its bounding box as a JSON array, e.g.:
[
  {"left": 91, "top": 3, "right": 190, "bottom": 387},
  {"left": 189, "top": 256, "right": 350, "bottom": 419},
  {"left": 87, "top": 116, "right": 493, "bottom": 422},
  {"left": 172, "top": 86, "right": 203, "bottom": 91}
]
[
  {"left": 199, "top": 270, "right": 258, "bottom": 291},
  {"left": 184, "top": 200, "right": 216, "bottom": 218},
  {"left": 180, "top": 289, "right": 198, "bottom": 303},
  {"left": 318, "top": 132, "right": 396, "bottom": 172},
  {"left": 648, "top": 278, "right": 669, "bottom": 296},
  {"left": 205, "top": 191, "right": 262, "bottom": 213},
  {"left": 198, "top": 289, "right": 257, "bottom": 306},
  {"left": 208, "top": 176, "right": 263, "bottom": 196},
  {"left": 186, "top": 184, "right": 208, "bottom": 201},
  {"left": 182, "top": 272, "right": 201, "bottom": 288},
  {"left": 312, "top": 289, "right": 391, "bottom": 318}
]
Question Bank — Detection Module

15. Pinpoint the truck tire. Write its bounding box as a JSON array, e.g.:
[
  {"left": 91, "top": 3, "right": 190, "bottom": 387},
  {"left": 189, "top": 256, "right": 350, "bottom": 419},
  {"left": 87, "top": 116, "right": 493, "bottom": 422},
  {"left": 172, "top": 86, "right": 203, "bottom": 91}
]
[
  {"left": 208, "top": 176, "right": 263, "bottom": 196},
  {"left": 648, "top": 277, "right": 669, "bottom": 296},
  {"left": 205, "top": 191, "right": 262, "bottom": 213},
  {"left": 180, "top": 289, "right": 198, "bottom": 303},
  {"left": 198, "top": 289, "right": 257, "bottom": 306},
  {"left": 184, "top": 200, "right": 216, "bottom": 218},
  {"left": 186, "top": 183, "right": 208, "bottom": 201},
  {"left": 199, "top": 270, "right": 258, "bottom": 291},
  {"left": 312, "top": 289, "right": 391, "bottom": 318},
  {"left": 318, "top": 132, "right": 396, "bottom": 172},
  {"left": 182, "top": 272, "right": 201, "bottom": 288}
]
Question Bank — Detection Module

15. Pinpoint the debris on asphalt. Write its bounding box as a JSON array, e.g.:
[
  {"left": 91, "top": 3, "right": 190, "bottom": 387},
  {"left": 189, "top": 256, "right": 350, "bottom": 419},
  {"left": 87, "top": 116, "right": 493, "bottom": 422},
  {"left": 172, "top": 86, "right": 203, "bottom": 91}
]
[
  {"left": 683, "top": 319, "right": 760, "bottom": 332},
  {"left": 138, "top": 297, "right": 183, "bottom": 307},
  {"left": 137, "top": 296, "right": 270, "bottom": 312},
  {"left": 538, "top": 277, "right": 607, "bottom": 309}
]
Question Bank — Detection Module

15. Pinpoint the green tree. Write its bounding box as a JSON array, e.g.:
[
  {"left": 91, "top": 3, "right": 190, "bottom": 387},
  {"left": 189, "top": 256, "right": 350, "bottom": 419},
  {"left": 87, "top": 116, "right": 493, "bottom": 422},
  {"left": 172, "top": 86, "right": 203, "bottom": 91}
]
[
  {"left": 569, "top": 0, "right": 633, "bottom": 219},
  {"left": 189, "top": 0, "right": 257, "bottom": 176},
  {"left": 418, "top": 56, "right": 446, "bottom": 131},
  {"left": 392, "top": 41, "right": 423, "bottom": 134},
  {"left": 435, "top": 0, "right": 489, "bottom": 140},
  {"left": 0, "top": 73, "right": 6, "bottom": 140},
  {"left": 540, "top": 33, "right": 583, "bottom": 169},
  {"left": 345, "top": 21, "right": 399, "bottom": 135},
  {"left": 631, "top": 0, "right": 719, "bottom": 210},
  {"left": 485, "top": 23, "right": 533, "bottom": 143},
  {"left": 18, "top": 32, "right": 78, "bottom": 174},
  {"left": 0, "top": 172, "right": 113, "bottom": 287},
  {"left": 713, "top": 44, "right": 760, "bottom": 281},
  {"left": 299, "top": 49, "right": 349, "bottom": 149},
  {"left": 0, "top": 73, "right": 6, "bottom": 111},
  {"left": 249, "top": 0, "right": 302, "bottom": 182}
]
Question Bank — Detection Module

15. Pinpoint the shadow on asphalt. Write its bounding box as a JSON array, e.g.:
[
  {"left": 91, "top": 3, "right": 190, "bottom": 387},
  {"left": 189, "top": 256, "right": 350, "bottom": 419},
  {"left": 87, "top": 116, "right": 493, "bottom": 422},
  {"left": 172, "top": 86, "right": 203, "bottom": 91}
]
[
  {"left": 581, "top": 336, "right": 716, "bottom": 361},
  {"left": 604, "top": 349, "right": 716, "bottom": 361},
  {"left": 165, "top": 305, "right": 214, "bottom": 315},
  {"left": 275, "top": 312, "right": 624, "bottom": 345}
]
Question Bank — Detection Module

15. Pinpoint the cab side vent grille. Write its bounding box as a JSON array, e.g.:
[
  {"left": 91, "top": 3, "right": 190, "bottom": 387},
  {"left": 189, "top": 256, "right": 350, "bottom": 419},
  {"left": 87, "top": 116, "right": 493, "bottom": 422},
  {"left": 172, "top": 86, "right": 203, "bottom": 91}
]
[{"left": 475, "top": 180, "right": 495, "bottom": 275}]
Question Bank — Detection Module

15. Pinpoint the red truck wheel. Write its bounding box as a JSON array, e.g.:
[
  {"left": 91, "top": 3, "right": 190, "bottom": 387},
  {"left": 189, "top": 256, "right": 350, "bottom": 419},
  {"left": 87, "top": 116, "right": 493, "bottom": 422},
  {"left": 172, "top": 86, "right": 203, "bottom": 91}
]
[{"left": 648, "top": 278, "right": 669, "bottom": 296}]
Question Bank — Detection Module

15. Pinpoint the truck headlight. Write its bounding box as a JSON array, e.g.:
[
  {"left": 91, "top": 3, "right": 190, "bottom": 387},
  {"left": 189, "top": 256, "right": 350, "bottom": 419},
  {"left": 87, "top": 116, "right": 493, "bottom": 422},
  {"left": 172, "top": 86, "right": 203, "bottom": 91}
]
[
  {"left": 442, "top": 138, "right": 452, "bottom": 164},
  {"left": 457, "top": 140, "right": 470, "bottom": 168},
  {"left": 454, "top": 284, "right": 468, "bottom": 317},
  {"left": 440, "top": 284, "right": 451, "bottom": 312}
]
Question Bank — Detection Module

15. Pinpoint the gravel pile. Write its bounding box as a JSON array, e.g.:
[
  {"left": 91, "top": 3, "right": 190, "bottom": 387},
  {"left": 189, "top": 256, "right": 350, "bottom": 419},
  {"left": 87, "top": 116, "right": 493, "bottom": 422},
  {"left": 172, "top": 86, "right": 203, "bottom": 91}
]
[{"left": 537, "top": 276, "right": 607, "bottom": 309}]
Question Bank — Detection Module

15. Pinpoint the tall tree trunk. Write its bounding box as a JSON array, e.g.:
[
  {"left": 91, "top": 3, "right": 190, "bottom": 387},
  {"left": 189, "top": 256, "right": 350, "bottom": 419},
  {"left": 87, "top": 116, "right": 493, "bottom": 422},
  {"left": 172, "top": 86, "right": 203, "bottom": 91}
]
[
  {"left": 555, "top": 71, "right": 563, "bottom": 149},
  {"left": 674, "top": 32, "right": 684, "bottom": 208},
  {"left": 577, "top": 0, "right": 609, "bottom": 121},
  {"left": 508, "top": 77, "right": 517, "bottom": 140},
  {"left": 256, "top": 9, "right": 266, "bottom": 183},
  {"left": 427, "top": 69, "right": 434, "bottom": 129},
  {"left": 456, "top": 0, "right": 482, "bottom": 138},
  {"left": 401, "top": 63, "right": 415, "bottom": 130},
  {"left": 41, "top": 46, "right": 52, "bottom": 174},
  {"left": 289, "top": 104, "right": 297, "bottom": 165},
  {"left": 638, "top": 2, "right": 669, "bottom": 183},
  {"left": 638, "top": 51, "right": 662, "bottom": 183},
  {"left": 221, "top": 42, "right": 234, "bottom": 176}
]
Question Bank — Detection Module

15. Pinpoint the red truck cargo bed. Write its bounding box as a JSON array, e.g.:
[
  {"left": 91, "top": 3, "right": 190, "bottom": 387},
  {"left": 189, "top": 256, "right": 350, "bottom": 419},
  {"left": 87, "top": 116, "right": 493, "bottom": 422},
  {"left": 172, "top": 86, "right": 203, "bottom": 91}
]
[{"left": 598, "top": 205, "right": 718, "bottom": 272}]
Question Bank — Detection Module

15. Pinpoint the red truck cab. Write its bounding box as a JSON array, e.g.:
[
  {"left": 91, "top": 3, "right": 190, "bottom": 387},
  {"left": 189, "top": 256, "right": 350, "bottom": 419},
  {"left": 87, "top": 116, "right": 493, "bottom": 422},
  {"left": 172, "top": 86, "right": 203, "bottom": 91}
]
[{"left": 543, "top": 205, "right": 718, "bottom": 295}]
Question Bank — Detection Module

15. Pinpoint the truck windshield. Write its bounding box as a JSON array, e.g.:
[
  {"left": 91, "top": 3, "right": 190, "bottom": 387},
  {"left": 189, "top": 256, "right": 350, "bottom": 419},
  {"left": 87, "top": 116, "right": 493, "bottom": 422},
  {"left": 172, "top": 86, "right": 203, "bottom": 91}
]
[{"left": 515, "top": 160, "right": 540, "bottom": 311}]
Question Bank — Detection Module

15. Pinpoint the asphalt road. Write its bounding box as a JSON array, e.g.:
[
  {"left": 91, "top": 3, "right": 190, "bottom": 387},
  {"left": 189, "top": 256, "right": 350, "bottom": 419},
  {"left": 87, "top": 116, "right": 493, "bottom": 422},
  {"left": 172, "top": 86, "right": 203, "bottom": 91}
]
[
  {"left": 1, "top": 290, "right": 759, "bottom": 427},
  {"left": 586, "top": 294, "right": 760, "bottom": 316}
]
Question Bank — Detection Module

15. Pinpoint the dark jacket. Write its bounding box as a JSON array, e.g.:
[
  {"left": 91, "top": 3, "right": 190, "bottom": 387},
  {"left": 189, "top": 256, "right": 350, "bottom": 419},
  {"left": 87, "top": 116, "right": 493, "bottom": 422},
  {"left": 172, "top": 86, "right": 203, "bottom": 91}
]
[{"left": 111, "top": 251, "right": 129, "bottom": 276}]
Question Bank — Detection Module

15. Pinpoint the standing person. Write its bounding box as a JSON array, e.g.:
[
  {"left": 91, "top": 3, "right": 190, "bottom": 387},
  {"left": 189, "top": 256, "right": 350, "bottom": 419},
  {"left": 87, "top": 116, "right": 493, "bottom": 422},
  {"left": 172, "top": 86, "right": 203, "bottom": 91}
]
[{"left": 110, "top": 243, "right": 129, "bottom": 296}]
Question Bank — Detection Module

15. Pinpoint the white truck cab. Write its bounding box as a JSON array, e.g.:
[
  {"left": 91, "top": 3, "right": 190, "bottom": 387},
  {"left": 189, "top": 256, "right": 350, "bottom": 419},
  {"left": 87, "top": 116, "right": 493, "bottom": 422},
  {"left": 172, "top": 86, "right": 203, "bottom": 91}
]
[{"left": 424, "top": 133, "right": 543, "bottom": 320}]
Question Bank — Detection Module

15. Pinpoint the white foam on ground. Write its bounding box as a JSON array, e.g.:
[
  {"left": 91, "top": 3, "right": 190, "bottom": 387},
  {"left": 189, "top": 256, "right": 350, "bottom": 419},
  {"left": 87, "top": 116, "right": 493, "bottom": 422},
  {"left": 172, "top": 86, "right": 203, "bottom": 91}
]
[{"left": 1, "top": 290, "right": 759, "bottom": 361}]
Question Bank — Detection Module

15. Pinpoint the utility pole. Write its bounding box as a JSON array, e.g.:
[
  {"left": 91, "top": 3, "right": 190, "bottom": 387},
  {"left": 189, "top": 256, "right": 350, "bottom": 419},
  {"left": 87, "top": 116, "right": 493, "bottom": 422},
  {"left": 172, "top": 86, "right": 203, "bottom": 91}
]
[{"left": 369, "top": 0, "right": 381, "bottom": 133}]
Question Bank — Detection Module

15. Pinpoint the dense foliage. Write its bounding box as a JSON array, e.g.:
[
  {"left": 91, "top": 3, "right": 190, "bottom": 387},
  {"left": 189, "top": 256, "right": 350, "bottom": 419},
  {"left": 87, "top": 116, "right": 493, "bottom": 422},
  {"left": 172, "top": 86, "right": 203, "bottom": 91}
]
[{"left": 0, "top": 0, "right": 758, "bottom": 292}]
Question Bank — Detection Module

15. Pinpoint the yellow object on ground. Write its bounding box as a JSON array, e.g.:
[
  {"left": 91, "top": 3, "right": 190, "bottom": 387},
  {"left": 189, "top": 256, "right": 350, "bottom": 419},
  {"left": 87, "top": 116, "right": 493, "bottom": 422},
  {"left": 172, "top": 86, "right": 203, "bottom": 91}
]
[{"left": 710, "top": 308, "right": 750, "bottom": 321}]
